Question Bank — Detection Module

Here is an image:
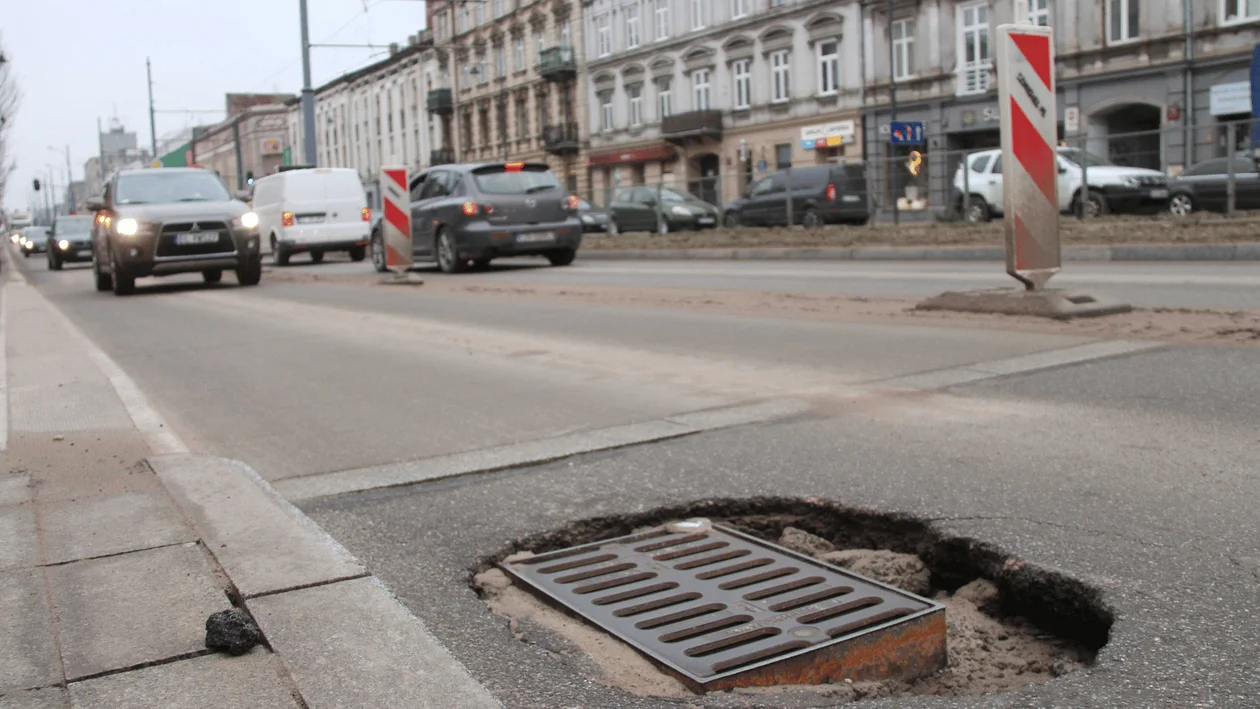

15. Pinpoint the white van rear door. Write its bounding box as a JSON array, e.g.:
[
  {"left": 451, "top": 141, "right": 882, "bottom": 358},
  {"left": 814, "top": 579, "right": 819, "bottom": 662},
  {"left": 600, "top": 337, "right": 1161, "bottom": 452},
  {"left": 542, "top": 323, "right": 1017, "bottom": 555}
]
[{"left": 282, "top": 170, "right": 331, "bottom": 224}]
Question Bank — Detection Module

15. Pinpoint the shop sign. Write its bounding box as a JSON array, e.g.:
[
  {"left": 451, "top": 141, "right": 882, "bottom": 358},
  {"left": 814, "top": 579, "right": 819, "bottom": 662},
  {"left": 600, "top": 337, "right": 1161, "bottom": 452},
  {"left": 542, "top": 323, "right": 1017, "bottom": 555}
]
[
  {"left": 1210, "top": 81, "right": 1251, "bottom": 116},
  {"left": 800, "top": 120, "right": 856, "bottom": 150}
]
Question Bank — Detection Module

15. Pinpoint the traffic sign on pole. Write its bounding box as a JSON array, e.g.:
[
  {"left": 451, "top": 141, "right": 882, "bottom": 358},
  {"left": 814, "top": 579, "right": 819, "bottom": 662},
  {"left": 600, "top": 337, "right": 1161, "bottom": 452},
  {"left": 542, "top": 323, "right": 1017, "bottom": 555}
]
[
  {"left": 889, "top": 121, "right": 926, "bottom": 146},
  {"left": 997, "top": 20, "right": 1059, "bottom": 291},
  {"left": 380, "top": 166, "right": 411, "bottom": 273}
]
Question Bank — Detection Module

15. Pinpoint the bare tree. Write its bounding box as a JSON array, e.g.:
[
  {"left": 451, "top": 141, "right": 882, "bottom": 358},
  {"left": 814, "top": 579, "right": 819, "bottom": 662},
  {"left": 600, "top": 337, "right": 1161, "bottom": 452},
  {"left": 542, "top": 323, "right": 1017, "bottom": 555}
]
[{"left": 0, "top": 33, "right": 21, "bottom": 206}]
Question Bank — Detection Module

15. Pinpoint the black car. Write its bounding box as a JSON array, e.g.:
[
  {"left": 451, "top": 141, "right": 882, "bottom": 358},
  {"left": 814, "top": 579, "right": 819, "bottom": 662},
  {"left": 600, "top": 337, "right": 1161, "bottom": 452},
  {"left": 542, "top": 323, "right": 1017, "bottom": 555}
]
[
  {"left": 606, "top": 187, "right": 719, "bottom": 235},
  {"left": 370, "top": 161, "right": 582, "bottom": 274},
  {"left": 1167, "top": 156, "right": 1260, "bottom": 216},
  {"left": 723, "top": 164, "right": 870, "bottom": 228},
  {"left": 46, "top": 214, "right": 95, "bottom": 270},
  {"left": 578, "top": 199, "right": 608, "bottom": 233},
  {"left": 19, "top": 226, "right": 49, "bottom": 256},
  {"left": 87, "top": 167, "right": 262, "bottom": 296}
]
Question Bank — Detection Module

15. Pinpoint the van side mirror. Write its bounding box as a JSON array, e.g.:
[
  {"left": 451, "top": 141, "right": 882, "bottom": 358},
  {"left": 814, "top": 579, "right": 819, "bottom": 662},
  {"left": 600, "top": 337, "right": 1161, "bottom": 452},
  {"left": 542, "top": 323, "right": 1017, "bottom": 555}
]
[
  {"left": 1058, "top": 164, "right": 1068, "bottom": 174},
  {"left": 236, "top": 190, "right": 253, "bottom": 201}
]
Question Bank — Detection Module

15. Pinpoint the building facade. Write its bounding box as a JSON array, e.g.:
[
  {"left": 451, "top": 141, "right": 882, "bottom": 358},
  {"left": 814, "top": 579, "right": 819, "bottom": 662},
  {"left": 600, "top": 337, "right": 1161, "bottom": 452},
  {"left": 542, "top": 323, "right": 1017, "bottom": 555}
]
[
  {"left": 82, "top": 121, "right": 151, "bottom": 201},
  {"left": 285, "top": 35, "right": 441, "bottom": 209},
  {"left": 192, "top": 98, "right": 291, "bottom": 192},
  {"left": 427, "top": 0, "right": 590, "bottom": 194},
  {"left": 860, "top": 0, "right": 1260, "bottom": 218}
]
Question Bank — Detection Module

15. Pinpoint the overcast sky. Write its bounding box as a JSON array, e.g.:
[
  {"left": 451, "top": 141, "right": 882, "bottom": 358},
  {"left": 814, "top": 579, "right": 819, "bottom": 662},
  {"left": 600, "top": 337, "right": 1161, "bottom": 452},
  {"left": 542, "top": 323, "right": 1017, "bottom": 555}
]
[{"left": 3, "top": 0, "right": 425, "bottom": 210}]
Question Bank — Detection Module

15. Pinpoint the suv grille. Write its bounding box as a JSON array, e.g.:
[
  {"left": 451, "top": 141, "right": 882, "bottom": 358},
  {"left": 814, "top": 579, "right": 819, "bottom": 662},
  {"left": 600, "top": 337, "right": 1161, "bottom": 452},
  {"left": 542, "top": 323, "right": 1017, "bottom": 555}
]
[{"left": 156, "top": 221, "right": 233, "bottom": 258}]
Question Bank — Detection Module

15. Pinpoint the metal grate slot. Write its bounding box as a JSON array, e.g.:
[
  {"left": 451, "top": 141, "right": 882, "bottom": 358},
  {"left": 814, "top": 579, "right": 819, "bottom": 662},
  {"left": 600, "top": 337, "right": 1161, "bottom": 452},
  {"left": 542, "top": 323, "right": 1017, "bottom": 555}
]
[{"left": 501, "top": 522, "right": 946, "bottom": 692}]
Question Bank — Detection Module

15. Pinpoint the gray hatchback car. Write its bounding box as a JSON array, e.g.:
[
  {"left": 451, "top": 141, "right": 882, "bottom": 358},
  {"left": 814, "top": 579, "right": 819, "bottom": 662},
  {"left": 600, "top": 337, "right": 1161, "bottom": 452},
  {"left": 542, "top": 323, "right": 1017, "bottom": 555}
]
[
  {"left": 88, "top": 168, "right": 262, "bottom": 295},
  {"left": 370, "top": 161, "right": 582, "bottom": 273}
]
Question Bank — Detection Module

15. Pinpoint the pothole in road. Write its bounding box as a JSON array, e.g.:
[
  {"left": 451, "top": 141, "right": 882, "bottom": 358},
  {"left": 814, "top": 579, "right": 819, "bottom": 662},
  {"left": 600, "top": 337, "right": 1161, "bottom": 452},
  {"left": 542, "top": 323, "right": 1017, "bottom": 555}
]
[{"left": 473, "top": 497, "right": 1112, "bottom": 705}]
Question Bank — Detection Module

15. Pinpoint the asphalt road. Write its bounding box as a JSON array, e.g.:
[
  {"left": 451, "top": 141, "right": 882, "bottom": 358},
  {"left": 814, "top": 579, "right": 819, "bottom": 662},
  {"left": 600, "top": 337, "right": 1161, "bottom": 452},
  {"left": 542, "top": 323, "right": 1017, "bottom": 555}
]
[
  {"left": 15, "top": 254, "right": 1260, "bottom": 708},
  {"left": 293, "top": 254, "right": 1260, "bottom": 310}
]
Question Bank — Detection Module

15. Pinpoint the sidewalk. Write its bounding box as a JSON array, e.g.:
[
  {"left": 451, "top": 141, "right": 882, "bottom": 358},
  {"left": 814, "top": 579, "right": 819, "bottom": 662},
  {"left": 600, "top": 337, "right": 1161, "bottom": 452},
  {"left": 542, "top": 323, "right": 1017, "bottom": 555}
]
[
  {"left": 0, "top": 253, "right": 500, "bottom": 707},
  {"left": 579, "top": 242, "right": 1260, "bottom": 262}
]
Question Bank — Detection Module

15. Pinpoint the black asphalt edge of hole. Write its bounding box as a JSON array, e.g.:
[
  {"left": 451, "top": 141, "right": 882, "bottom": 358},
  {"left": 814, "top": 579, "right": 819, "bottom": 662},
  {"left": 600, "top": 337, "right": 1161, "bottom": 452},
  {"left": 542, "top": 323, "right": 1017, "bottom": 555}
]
[{"left": 471, "top": 496, "right": 1114, "bottom": 654}]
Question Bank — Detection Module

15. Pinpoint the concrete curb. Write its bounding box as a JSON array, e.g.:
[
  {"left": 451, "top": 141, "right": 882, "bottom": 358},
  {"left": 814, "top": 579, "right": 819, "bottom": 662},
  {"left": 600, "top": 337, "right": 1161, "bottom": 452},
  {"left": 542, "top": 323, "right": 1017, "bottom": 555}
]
[{"left": 580, "top": 243, "right": 1260, "bottom": 262}]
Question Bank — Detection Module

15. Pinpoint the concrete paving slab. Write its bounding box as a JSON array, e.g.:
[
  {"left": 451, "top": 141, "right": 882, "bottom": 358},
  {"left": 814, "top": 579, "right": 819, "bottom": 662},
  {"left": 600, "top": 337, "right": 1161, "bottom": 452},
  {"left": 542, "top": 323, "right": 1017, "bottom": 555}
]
[
  {"left": 0, "top": 687, "right": 70, "bottom": 709},
  {"left": 0, "top": 505, "right": 39, "bottom": 571},
  {"left": 248, "top": 576, "right": 500, "bottom": 709},
  {"left": 40, "top": 490, "right": 194, "bottom": 565},
  {"left": 151, "top": 455, "right": 364, "bottom": 599},
  {"left": 48, "top": 544, "right": 227, "bottom": 681},
  {"left": 0, "top": 474, "right": 32, "bottom": 506},
  {"left": 68, "top": 649, "right": 301, "bottom": 709},
  {"left": 0, "top": 569, "right": 61, "bottom": 695}
]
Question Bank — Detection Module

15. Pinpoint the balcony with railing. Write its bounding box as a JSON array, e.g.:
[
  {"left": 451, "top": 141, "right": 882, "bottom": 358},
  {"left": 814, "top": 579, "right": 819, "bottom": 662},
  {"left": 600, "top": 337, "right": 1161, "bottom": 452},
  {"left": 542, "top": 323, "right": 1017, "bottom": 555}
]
[
  {"left": 660, "top": 110, "right": 723, "bottom": 143},
  {"left": 426, "top": 88, "right": 454, "bottom": 115},
  {"left": 538, "top": 46, "right": 577, "bottom": 82},
  {"left": 541, "top": 123, "right": 580, "bottom": 155},
  {"left": 429, "top": 147, "right": 455, "bottom": 166},
  {"left": 955, "top": 64, "right": 992, "bottom": 97}
]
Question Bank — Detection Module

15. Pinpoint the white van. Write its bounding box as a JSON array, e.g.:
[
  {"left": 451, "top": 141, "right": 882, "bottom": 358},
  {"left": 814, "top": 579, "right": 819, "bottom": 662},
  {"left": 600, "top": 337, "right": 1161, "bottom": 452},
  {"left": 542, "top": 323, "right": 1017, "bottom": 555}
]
[{"left": 252, "top": 167, "right": 371, "bottom": 265}]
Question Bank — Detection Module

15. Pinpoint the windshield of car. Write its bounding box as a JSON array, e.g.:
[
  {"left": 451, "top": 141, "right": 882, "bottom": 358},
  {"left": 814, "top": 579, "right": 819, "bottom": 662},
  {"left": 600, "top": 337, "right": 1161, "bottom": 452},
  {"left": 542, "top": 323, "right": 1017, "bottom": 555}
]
[
  {"left": 115, "top": 171, "right": 231, "bottom": 205},
  {"left": 53, "top": 216, "right": 93, "bottom": 234},
  {"left": 1057, "top": 148, "right": 1114, "bottom": 168},
  {"left": 472, "top": 165, "right": 562, "bottom": 195},
  {"left": 23, "top": 227, "right": 49, "bottom": 237},
  {"left": 659, "top": 188, "right": 698, "bottom": 204}
]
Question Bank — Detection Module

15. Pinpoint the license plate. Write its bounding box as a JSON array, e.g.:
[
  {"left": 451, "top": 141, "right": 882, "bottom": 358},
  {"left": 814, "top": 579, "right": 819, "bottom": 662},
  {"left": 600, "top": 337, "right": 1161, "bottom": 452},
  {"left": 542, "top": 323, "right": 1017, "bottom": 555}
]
[
  {"left": 516, "top": 232, "right": 555, "bottom": 243},
  {"left": 697, "top": 217, "right": 715, "bottom": 225},
  {"left": 296, "top": 215, "right": 325, "bottom": 224},
  {"left": 77, "top": 250, "right": 91, "bottom": 258},
  {"left": 1148, "top": 188, "right": 1169, "bottom": 199},
  {"left": 842, "top": 195, "right": 862, "bottom": 203},
  {"left": 174, "top": 232, "right": 221, "bottom": 245}
]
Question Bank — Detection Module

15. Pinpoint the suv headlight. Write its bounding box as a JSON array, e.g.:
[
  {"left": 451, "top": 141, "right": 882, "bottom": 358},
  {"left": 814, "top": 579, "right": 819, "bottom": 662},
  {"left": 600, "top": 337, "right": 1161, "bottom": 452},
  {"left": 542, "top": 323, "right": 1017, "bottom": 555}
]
[
  {"left": 115, "top": 218, "right": 140, "bottom": 236},
  {"left": 234, "top": 212, "right": 259, "bottom": 230}
]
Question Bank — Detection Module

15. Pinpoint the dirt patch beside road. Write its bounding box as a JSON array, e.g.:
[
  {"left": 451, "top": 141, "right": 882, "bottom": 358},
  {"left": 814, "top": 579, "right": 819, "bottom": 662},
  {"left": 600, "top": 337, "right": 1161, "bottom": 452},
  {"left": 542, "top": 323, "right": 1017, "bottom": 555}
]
[{"left": 584, "top": 213, "right": 1260, "bottom": 251}]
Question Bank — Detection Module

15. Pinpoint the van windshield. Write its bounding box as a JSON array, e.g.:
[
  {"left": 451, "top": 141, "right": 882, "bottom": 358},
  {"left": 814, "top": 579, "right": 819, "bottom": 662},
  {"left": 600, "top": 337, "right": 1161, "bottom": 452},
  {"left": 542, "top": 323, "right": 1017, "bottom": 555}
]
[{"left": 472, "top": 165, "right": 562, "bottom": 194}]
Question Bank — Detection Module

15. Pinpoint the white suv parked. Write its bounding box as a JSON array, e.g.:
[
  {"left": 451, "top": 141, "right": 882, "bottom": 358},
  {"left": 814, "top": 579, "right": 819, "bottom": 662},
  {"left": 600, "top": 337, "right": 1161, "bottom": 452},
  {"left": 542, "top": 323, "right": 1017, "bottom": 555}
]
[{"left": 953, "top": 147, "right": 1169, "bottom": 222}]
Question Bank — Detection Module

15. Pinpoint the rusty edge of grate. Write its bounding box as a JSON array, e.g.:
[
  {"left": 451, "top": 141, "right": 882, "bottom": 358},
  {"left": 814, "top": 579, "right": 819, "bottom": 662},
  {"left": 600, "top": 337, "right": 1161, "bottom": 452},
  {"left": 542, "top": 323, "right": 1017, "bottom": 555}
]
[{"left": 499, "top": 522, "right": 947, "bottom": 692}]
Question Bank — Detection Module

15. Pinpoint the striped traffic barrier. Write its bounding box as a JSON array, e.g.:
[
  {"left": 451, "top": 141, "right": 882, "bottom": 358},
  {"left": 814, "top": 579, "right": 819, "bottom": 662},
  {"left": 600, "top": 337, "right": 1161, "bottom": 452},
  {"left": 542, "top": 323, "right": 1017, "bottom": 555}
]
[{"left": 381, "top": 166, "right": 411, "bottom": 273}]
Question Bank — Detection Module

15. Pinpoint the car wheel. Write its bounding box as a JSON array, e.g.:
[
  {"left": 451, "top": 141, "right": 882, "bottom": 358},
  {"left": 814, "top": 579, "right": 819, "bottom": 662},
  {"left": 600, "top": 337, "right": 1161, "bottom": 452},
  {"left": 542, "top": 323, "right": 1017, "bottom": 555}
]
[
  {"left": 435, "top": 228, "right": 466, "bottom": 274},
  {"left": 348, "top": 245, "right": 367, "bottom": 262},
  {"left": 370, "top": 229, "right": 389, "bottom": 273},
  {"left": 203, "top": 269, "right": 222, "bottom": 284},
  {"left": 723, "top": 212, "right": 741, "bottom": 228},
  {"left": 547, "top": 249, "right": 576, "bottom": 267},
  {"left": 236, "top": 255, "right": 262, "bottom": 286},
  {"left": 1076, "top": 191, "right": 1107, "bottom": 218},
  {"left": 309, "top": 250, "right": 324, "bottom": 264},
  {"left": 961, "top": 198, "right": 990, "bottom": 223},
  {"left": 1168, "top": 193, "right": 1193, "bottom": 217},
  {"left": 801, "top": 208, "right": 823, "bottom": 228},
  {"left": 272, "top": 236, "right": 290, "bottom": 266},
  {"left": 93, "top": 252, "right": 113, "bottom": 292},
  {"left": 110, "top": 251, "right": 135, "bottom": 296}
]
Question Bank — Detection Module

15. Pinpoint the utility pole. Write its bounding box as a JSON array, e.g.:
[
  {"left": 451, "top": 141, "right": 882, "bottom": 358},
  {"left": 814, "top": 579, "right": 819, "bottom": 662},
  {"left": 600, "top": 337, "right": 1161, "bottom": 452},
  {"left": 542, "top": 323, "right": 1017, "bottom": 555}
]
[
  {"left": 96, "top": 116, "right": 107, "bottom": 196},
  {"left": 65, "top": 146, "right": 74, "bottom": 211},
  {"left": 147, "top": 58, "right": 158, "bottom": 158},
  {"left": 887, "top": 0, "right": 899, "bottom": 227},
  {"left": 299, "top": 0, "right": 318, "bottom": 165}
]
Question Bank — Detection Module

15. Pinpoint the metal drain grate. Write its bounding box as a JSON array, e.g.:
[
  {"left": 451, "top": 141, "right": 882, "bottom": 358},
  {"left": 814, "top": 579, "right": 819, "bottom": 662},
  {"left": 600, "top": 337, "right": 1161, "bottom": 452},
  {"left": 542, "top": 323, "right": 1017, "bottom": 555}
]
[{"left": 501, "top": 521, "right": 946, "bottom": 692}]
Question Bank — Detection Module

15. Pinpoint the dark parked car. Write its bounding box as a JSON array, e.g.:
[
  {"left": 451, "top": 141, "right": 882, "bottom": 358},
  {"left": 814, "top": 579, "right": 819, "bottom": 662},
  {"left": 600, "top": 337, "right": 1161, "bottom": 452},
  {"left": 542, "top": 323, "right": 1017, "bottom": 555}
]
[
  {"left": 19, "top": 226, "right": 49, "bottom": 256},
  {"left": 46, "top": 214, "right": 95, "bottom": 270},
  {"left": 87, "top": 167, "right": 262, "bottom": 296},
  {"left": 723, "top": 164, "right": 870, "bottom": 228},
  {"left": 370, "top": 161, "right": 582, "bottom": 274},
  {"left": 607, "top": 187, "right": 719, "bottom": 235},
  {"left": 1167, "top": 156, "right": 1260, "bottom": 216},
  {"left": 578, "top": 199, "right": 608, "bottom": 233}
]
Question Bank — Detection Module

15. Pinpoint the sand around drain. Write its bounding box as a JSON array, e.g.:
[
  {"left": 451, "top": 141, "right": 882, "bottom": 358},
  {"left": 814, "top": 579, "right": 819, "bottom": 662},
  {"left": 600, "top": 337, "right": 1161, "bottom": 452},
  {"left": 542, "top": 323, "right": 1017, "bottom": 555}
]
[{"left": 475, "top": 514, "right": 1096, "bottom": 704}]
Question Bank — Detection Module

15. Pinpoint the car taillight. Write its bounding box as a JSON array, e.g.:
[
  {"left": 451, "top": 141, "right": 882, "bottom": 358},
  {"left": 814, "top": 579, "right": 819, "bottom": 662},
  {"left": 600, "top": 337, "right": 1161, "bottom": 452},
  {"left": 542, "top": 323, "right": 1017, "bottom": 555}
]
[
  {"left": 282, "top": 211, "right": 295, "bottom": 227},
  {"left": 504, "top": 162, "right": 524, "bottom": 172},
  {"left": 566, "top": 194, "right": 580, "bottom": 210},
  {"left": 461, "top": 201, "right": 479, "bottom": 216},
  {"left": 825, "top": 183, "right": 837, "bottom": 201},
  {"left": 361, "top": 207, "right": 371, "bottom": 222}
]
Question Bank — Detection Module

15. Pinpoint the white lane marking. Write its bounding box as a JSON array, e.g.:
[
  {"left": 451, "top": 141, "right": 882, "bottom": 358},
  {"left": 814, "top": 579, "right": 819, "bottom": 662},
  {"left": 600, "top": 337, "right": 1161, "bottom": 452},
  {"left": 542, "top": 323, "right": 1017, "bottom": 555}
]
[{"left": 7, "top": 247, "right": 188, "bottom": 456}]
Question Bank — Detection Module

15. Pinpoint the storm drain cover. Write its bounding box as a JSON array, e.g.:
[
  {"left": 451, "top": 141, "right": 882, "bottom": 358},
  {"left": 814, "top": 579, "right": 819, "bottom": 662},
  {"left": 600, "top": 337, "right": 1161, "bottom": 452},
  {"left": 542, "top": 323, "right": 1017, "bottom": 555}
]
[{"left": 501, "top": 520, "right": 946, "bottom": 692}]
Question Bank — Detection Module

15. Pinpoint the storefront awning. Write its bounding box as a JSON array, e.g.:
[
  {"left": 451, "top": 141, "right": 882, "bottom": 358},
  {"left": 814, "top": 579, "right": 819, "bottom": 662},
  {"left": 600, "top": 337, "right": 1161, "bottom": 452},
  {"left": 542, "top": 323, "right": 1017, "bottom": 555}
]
[{"left": 587, "top": 144, "right": 676, "bottom": 167}]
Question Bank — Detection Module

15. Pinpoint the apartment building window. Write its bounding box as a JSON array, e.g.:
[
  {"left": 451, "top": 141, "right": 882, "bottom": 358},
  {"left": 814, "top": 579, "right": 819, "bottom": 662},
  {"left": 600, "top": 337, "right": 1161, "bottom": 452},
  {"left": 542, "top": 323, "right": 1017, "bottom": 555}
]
[
  {"left": 770, "top": 50, "right": 790, "bottom": 103},
  {"left": 494, "top": 0, "right": 503, "bottom": 16},
  {"left": 691, "top": 0, "right": 706, "bottom": 30},
  {"left": 375, "top": 95, "right": 382, "bottom": 136},
  {"left": 775, "top": 143, "right": 792, "bottom": 169},
  {"left": 479, "top": 107, "right": 491, "bottom": 146},
  {"left": 770, "top": 0, "right": 785, "bottom": 7},
  {"left": 655, "top": 0, "right": 670, "bottom": 39},
  {"left": 459, "top": 4, "right": 469, "bottom": 32},
  {"left": 656, "top": 77, "right": 672, "bottom": 118},
  {"left": 628, "top": 84, "right": 644, "bottom": 125},
  {"left": 599, "top": 91, "right": 614, "bottom": 130},
  {"left": 536, "top": 32, "right": 546, "bottom": 60},
  {"left": 892, "top": 19, "right": 915, "bottom": 80},
  {"left": 496, "top": 45, "right": 506, "bottom": 77},
  {"left": 692, "top": 69, "right": 711, "bottom": 110},
  {"left": 597, "top": 14, "right": 612, "bottom": 56},
  {"left": 478, "top": 57, "right": 488, "bottom": 84},
  {"left": 732, "top": 0, "right": 749, "bottom": 19},
  {"left": 1223, "top": 0, "right": 1260, "bottom": 24},
  {"left": 474, "top": 3, "right": 483, "bottom": 25},
  {"left": 627, "top": 5, "right": 642, "bottom": 48},
  {"left": 562, "top": 21, "right": 572, "bottom": 47},
  {"left": 1027, "top": 0, "right": 1049, "bottom": 26},
  {"left": 517, "top": 98, "right": 529, "bottom": 139},
  {"left": 732, "top": 59, "right": 751, "bottom": 109},
  {"left": 515, "top": 38, "right": 525, "bottom": 71},
  {"left": 956, "top": 3, "right": 990, "bottom": 96},
  {"left": 817, "top": 41, "right": 838, "bottom": 95},
  {"left": 1107, "top": 0, "right": 1139, "bottom": 43}
]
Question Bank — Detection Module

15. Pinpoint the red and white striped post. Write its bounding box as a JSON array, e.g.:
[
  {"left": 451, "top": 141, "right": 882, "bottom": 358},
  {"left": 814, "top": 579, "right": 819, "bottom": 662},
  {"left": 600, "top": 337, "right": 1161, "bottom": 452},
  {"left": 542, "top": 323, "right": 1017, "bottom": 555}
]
[
  {"left": 380, "top": 166, "right": 411, "bottom": 273},
  {"left": 997, "top": 17, "right": 1058, "bottom": 290}
]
